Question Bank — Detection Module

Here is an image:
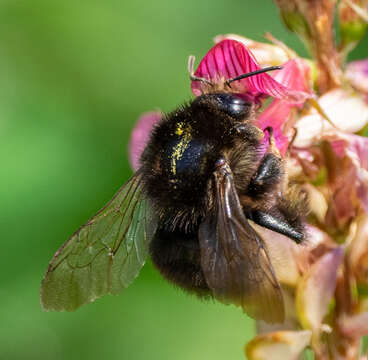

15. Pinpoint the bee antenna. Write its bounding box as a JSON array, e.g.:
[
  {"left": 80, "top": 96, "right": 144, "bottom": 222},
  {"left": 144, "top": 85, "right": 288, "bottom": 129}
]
[
  {"left": 225, "top": 66, "right": 283, "bottom": 87},
  {"left": 188, "top": 55, "right": 214, "bottom": 86}
]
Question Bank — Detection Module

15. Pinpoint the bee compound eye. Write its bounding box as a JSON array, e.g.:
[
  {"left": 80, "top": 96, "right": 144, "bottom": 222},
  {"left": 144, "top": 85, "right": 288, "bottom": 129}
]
[{"left": 211, "top": 93, "right": 251, "bottom": 118}]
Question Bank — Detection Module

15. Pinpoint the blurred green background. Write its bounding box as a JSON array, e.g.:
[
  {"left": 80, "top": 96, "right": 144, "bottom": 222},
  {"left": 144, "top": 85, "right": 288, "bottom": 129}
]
[{"left": 1, "top": 1, "right": 367, "bottom": 359}]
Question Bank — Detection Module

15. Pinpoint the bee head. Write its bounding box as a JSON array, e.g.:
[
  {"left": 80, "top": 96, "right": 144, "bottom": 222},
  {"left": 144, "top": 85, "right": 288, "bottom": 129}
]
[{"left": 192, "top": 93, "right": 252, "bottom": 120}]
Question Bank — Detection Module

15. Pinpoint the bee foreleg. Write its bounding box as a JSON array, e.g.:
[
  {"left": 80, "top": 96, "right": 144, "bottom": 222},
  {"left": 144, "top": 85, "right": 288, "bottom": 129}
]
[
  {"left": 264, "top": 126, "right": 280, "bottom": 156},
  {"left": 234, "top": 123, "right": 264, "bottom": 142}
]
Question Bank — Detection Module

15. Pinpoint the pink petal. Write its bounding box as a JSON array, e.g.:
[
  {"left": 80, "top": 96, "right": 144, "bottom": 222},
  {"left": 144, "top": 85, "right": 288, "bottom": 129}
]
[
  {"left": 318, "top": 135, "right": 360, "bottom": 228},
  {"left": 305, "top": 225, "right": 333, "bottom": 247},
  {"left": 250, "top": 222, "right": 301, "bottom": 287},
  {"left": 245, "top": 330, "right": 312, "bottom": 360},
  {"left": 329, "top": 133, "right": 368, "bottom": 213},
  {"left": 288, "top": 147, "right": 323, "bottom": 183},
  {"left": 128, "top": 111, "right": 162, "bottom": 171},
  {"left": 318, "top": 89, "right": 368, "bottom": 132},
  {"left": 348, "top": 215, "right": 368, "bottom": 285},
  {"left": 345, "top": 59, "right": 368, "bottom": 94},
  {"left": 214, "top": 34, "right": 290, "bottom": 66},
  {"left": 296, "top": 247, "right": 344, "bottom": 332},
  {"left": 293, "top": 113, "right": 325, "bottom": 148},
  {"left": 339, "top": 313, "right": 368, "bottom": 338},
  {"left": 255, "top": 59, "right": 312, "bottom": 154},
  {"left": 303, "top": 185, "right": 328, "bottom": 224},
  {"left": 330, "top": 172, "right": 357, "bottom": 225},
  {"left": 293, "top": 89, "right": 368, "bottom": 147},
  {"left": 257, "top": 60, "right": 311, "bottom": 130},
  {"left": 256, "top": 100, "right": 292, "bottom": 156},
  {"left": 252, "top": 222, "right": 335, "bottom": 289},
  {"left": 191, "top": 39, "right": 309, "bottom": 103},
  {"left": 273, "top": 59, "right": 311, "bottom": 95}
]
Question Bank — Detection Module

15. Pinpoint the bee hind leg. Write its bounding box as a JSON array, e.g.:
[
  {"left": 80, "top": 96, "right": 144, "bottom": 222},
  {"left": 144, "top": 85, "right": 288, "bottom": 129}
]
[
  {"left": 246, "top": 127, "right": 306, "bottom": 243},
  {"left": 247, "top": 210, "right": 304, "bottom": 243}
]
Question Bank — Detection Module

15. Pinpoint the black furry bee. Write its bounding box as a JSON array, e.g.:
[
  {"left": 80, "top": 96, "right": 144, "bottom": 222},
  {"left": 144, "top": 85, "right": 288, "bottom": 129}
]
[{"left": 41, "top": 67, "right": 307, "bottom": 323}]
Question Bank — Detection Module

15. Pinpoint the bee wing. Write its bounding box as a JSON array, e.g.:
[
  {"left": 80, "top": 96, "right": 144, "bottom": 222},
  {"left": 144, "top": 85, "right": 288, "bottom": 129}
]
[
  {"left": 41, "top": 172, "right": 157, "bottom": 312},
  {"left": 198, "top": 164, "right": 285, "bottom": 323}
]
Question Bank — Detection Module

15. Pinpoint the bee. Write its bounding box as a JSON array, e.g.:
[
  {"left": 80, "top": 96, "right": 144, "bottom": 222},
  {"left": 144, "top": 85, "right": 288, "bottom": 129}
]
[{"left": 41, "top": 66, "right": 307, "bottom": 323}]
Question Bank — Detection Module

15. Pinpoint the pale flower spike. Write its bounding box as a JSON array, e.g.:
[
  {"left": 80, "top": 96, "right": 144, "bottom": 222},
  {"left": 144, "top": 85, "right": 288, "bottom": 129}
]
[{"left": 129, "top": 1, "right": 368, "bottom": 358}]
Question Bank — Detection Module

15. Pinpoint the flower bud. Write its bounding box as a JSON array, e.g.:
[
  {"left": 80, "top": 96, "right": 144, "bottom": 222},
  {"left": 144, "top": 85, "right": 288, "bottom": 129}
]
[{"left": 338, "top": 0, "right": 368, "bottom": 54}]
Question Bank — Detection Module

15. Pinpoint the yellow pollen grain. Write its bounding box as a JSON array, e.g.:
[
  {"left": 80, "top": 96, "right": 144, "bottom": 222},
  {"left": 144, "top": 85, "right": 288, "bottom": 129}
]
[{"left": 175, "top": 122, "right": 185, "bottom": 136}]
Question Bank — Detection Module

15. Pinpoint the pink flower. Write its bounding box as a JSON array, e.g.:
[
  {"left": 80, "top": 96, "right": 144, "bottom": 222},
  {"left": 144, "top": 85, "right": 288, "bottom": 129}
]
[{"left": 190, "top": 39, "right": 309, "bottom": 104}]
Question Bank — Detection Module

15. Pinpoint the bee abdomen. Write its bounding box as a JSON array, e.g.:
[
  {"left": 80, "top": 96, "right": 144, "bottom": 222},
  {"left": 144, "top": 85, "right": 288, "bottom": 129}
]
[{"left": 150, "top": 227, "right": 211, "bottom": 297}]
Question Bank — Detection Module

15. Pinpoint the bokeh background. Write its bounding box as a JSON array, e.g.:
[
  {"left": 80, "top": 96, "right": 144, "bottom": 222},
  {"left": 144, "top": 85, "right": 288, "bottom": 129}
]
[{"left": 1, "top": 1, "right": 367, "bottom": 359}]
